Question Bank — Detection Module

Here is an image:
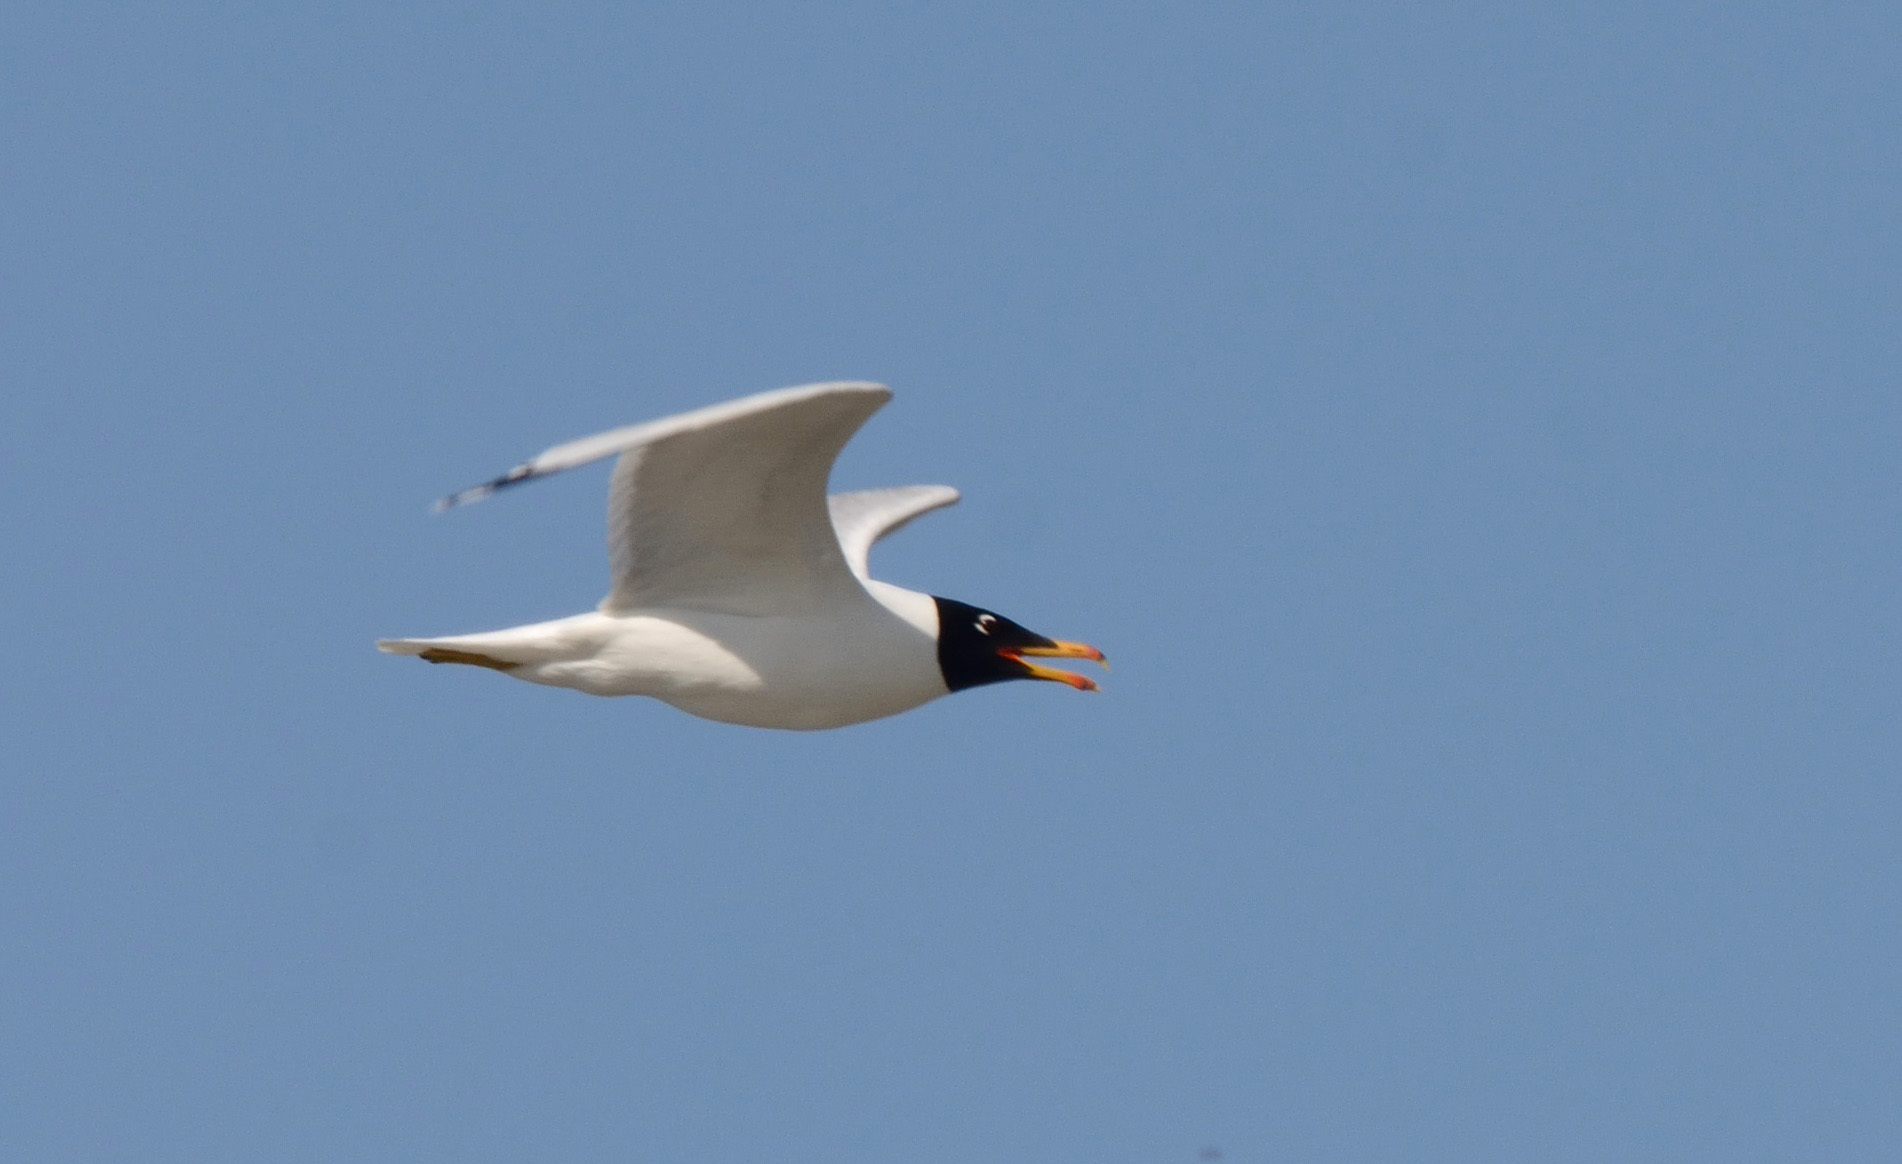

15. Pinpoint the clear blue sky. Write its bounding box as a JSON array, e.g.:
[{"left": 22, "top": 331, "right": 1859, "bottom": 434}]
[{"left": 4, "top": 4, "right": 1898, "bottom": 1161}]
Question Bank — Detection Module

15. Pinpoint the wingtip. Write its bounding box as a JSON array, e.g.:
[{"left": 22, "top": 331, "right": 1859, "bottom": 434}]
[
  {"left": 429, "top": 487, "right": 487, "bottom": 514},
  {"left": 429, "top": 464, "right": 536, "bottom": 514}
]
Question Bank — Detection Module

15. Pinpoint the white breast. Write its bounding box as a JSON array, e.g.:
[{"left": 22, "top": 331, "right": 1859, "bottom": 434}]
[{"left": 509, "top": 590, "right": 948, "bottom": 730}]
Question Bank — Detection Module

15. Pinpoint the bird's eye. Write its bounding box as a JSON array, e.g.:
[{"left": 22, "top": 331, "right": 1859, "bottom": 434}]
[{"left": 975, "top": 613, "right": 997, "bottom": 635}]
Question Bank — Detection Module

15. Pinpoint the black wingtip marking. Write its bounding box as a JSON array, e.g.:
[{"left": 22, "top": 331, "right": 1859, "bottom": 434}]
[{"left": 429, "top": 464, "right": 538, "bottom": 514}]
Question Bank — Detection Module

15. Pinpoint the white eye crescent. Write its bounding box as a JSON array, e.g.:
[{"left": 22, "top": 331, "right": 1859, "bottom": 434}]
[{"left": 975, "top": 613, "right": 997, "bottom": 635}]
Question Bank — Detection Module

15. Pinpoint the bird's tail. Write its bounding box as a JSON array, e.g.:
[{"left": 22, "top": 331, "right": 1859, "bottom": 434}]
[
  {"left": 376, "top": 635, "right": 523, "bottom": 672},
  {"left": 376, "top": 616, "right": 604, "bottom": 674}
]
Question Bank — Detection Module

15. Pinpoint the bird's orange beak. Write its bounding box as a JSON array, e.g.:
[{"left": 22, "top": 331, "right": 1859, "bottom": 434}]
[{"left": 999, "top": 640, "right": 1109, "bottom": 691}]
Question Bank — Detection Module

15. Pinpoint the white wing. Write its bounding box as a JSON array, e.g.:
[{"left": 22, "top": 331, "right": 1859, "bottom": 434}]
[
  {"left": 828, "top": 485, "right": 960, "bottom": 579},
  {"left": 436, "top": 382, "right": 893, "bottom": 616}
]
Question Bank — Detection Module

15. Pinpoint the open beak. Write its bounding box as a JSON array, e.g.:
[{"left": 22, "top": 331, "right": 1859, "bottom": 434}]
[{"left": 999, "top": 640, "right": 1109, "bottom": 691}]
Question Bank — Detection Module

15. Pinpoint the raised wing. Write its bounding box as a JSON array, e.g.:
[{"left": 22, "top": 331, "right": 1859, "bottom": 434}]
[
  {"left": 435, "top": 382, "right": 894, "bottom": 616},
  {"left": 828, "top": 485, "right": 960, "bottom": 579}
]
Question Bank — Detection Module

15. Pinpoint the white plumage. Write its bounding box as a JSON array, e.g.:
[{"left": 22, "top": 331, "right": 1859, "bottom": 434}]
[{"left": 379, "top": 382, "right": 1102, "bottom": 729}]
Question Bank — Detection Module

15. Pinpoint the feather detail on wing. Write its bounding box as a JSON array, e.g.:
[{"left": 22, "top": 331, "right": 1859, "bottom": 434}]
[
  {"left": 431, "top": 382, "right": 897, "bottom": 617},
  {"left": 600, "top": 384, "right": 892, "bottom": 615}
]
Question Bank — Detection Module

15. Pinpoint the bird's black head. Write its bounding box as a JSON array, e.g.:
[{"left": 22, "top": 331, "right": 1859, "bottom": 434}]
[{"left": 932, "top": 596, "right": 1106, "bottom": 693}]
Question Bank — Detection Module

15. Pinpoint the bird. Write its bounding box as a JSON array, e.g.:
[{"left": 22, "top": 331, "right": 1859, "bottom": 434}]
[{"left": 377, "top": 381, "right": 1105, "bottom": 729}]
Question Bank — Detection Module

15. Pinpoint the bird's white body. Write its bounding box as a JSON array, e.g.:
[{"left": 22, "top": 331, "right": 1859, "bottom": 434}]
[{"left": 390, "top": 579, "right": 946, "bottom": 729}]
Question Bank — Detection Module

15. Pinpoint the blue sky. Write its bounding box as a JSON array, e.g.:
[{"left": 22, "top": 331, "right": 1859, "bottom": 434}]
[{"left": 4, "top": 4, "right": 1899, "bottom": 1161}]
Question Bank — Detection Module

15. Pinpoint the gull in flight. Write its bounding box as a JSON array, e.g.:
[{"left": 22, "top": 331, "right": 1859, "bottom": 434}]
[{"left": 378, "top": 382, "right": 1105, "bottom": 729}]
